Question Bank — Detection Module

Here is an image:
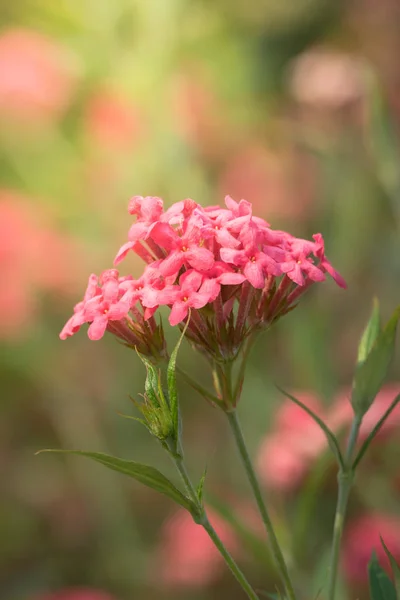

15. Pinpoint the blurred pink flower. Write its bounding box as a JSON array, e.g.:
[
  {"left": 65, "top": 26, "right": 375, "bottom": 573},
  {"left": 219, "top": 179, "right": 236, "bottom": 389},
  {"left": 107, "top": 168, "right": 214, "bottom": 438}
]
[
  {"left": 343, "top": 514, "right": 400, "bottom": 583},
  {"left": 289, "top": 48, "right": 364, "bottom": 109},
  {"left": 0, "top": 190, "right": 82, "bottom": 339},
  {"left": 218, "top": 144, "right": 315, "bottom": 221},
  {"left": 35, "top": 588, "right": 116, "bottom": 600},
  {"left": 328, "top": 384, "right": 400, "bottom": 441},
  {"left": 171, "top": 70, "right": 227, "bottom": 159},
  {"left": 157, "top": 507, "right": 238, "bottom": 587},
  {"left": 0, "top": 28, "right": 78, "bottom": 124},
  {"left": 257, "top": 394, "right": 326, "bottom": 492},
  {"left": 84, "top": 89, "right": 144, "bottom": 151}
]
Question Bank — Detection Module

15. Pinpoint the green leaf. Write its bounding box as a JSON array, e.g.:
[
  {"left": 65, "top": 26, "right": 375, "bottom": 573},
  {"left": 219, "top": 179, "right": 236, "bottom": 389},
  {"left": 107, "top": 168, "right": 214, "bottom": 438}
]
[
  {"left": 167, "top": 316, "right": 190, "bottom": 450},
  {"left": 358, "top": 299, "right": 381, "bottom": 364},
  {"left": 276, "top": 386, "right": 345, "bottom": 469},
  {"left": 351, "top": 306, "right": 400, "bottom": 418},
  {"left": 196, "top": 465, "right": 207, "bottom": 504},
  {"left": 369, "top": 552, "right": 397, "bottom": 600},
  {"left": 381, "top": 536, "right": 400, "bottom": 596},
  {"left": 37, "top": 450, "right": 195, "bottom": 512},
  {"left": 352, "top": 394, "right": 400, "bottom": 469}
]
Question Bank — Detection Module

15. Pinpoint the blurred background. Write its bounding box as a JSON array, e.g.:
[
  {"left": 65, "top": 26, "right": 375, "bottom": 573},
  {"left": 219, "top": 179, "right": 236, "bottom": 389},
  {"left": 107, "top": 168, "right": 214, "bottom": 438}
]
[{"left": 0, "top": 1, "right": 399, "bottom": 599}]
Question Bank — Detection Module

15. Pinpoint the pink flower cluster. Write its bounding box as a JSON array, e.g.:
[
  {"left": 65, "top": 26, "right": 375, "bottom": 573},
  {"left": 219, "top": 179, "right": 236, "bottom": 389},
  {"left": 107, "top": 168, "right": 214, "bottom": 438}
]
[{"left": 60, "top": 195, "right": 345, "bottom": 358}]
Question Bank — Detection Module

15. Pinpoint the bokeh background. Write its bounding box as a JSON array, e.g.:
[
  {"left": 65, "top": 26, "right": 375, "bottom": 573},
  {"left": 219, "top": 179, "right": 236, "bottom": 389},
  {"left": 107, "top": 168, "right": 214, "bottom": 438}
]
[{"left": 1, "top": 1, "right": 399, "bottom": 599}]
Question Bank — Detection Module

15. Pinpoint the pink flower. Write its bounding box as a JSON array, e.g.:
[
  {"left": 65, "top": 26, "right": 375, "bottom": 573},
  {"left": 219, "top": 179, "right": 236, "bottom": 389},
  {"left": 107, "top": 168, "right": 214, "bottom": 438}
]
[
  {"left": 0, "top": 190, "right": 82, "bottom": 340},
  {"left": 150, "top": 218, "right": 214, "bottom": 277},
  {"left": 257, "top": 394, "right": 326, "bottom": 492},
  {"left": 156, "top": 507, "right": 237, "bottom": 588},
  {"left": 155, "top": 270, "right": 211, "bottom": 326},
  {"left": 34, "top": 588, "right": 116, "bottom": 600},
  {"left": 0, "top": 28, "right": 78, "bottom": 124},
  {"left": 59, "top": 269, "right": 166, "bottom": 359},
  {"left": 343, "top": 514, "right": 400, "bottom": 583},
  {"left": 84, "top": 89, "right": 143, "bottom": 151},
  {"left": 64, "top": 194, "right": 346, "bottom": 364}
]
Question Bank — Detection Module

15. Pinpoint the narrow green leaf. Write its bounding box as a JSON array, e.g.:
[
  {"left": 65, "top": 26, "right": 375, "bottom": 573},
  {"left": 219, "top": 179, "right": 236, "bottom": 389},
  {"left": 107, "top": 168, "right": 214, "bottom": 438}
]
[
  {"left": 358, "top": 299, "right": 381, "bottom": 364},
  {"left": 276, "top": 386, "right": 345, "bottom": 469},
  {"left": 369, "top": 552, "right": 397, "bottom": 600},
  {"left": 37, "top": 450, "right": 195, "bottom": 512},
  {"left": 196, "top": 465, "right": 207, "bottom": 504},
  {"left": 352, "top": 306, "right": 400, "bottom": 418},
  {"left": 353, "top": 394, "right": 400, "bottom": 469},
  {"left": 381, "top": 536, "right": 400, "bottom": 596},
  {"left": 167, "top": 316, "right": 190, "bottom": 448}
]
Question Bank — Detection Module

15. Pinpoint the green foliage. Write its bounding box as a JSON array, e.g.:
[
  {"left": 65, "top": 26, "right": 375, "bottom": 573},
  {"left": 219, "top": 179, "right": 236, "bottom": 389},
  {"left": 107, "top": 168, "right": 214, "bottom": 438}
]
[
  {"left": 37, "top": 449, "right": 196, "bottom": 512},
  {"left": 369, "top": 552, "right": 398, "bottom": 600},
  {"left": 358, "top": 299, "right": 381, "bottom": 365},
  {"left": 351, "top": 306, "right": 400, "bottom": 418},
  {"left": 381, "top": 537, "right": 400, "bottom": 597}
]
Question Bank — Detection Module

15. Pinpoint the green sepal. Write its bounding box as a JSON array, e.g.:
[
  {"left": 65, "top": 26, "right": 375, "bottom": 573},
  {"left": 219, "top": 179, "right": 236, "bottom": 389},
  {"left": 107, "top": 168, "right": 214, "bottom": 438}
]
[
  {"left": 351, "top": 305, "right": 400, "bottom": 418},
  {"left": 137, "top": 351, "right": 162, "bottom": 409},
  {"left": 368, "top": 551, "right": 397, "bottom": 600},
  {"left": 381, "top": 536, "right": 400, "bottom": 596},
  {"left": 37, "top": 449, "right": 195, "bottom": 512},
  {"left": 277, "top": 386, "right": 345, "bottom": 469},
  {"left": 358, "top": 299, "right": 381, "bottom": 364},
  {"left": 167, "top": 316, "right": 190, "bottom": 454}
]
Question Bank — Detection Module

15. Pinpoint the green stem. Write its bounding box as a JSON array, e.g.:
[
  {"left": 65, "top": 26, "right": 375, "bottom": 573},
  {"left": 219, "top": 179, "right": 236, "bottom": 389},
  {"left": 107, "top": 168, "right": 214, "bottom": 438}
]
[
  {"left": 327, "top": 416, "right": 361, "bottom": 600},
  {"left": 174, "top": 457, "right": 260, "bottom": 600},
  {"left": 227, "top": 410, "right": 297, "bottom": 600}
]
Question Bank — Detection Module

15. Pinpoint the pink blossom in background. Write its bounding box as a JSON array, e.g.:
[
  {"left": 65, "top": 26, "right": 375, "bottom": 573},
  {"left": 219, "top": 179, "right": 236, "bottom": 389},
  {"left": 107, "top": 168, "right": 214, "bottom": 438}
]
[
  {"left": 218, "top": 144, "right": 315, "bottom": 221},
  {"left": 171, "top": 70, "right": 227, "bottom": 159},
  {"left": 35, "top": 588, "right": 116, "bottom": 600},
  {"left": 328, "top": 384, "right": 400, "bottom": 441},
  {"left": 157, "top": 507, "right": 238, "bottom": 587},
  {"left": 84, "top": 89, "right": 144, "bottom": 151},
  {"left": 0, "top": 28, "right": 78, "bottom": 124},
  {"left": 257, "top": 394, "right": 327, "bottom": 491},
  {"left": 343, "top": 514, "right": 400, "bottom": 583},
  {"left": 0, "top": 190, "right": 82, "bottom": 339},
  {"left": 289, "top": 48, "right": 364, "bottom": 109}
]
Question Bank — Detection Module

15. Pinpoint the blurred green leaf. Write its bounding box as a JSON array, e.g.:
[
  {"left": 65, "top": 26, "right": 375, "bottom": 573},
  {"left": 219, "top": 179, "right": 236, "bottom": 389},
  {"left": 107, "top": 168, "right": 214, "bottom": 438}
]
[
  {"left": 276, "top": 386, "right": 345, "bottom": 469},
  {"left": 381, "top": 536, "right": 400, "bottom": 596},
  {"left": 37, "top": 450, "right": 195, "bottom": 512},
  {"left": 353, "top": 394, "right": 400, "bottom": 469},
  {"left": 358, "top": 299, "right": 381, "bottom": 364},
  {"left": 351, "top": 306, "right": 400, "bottom": 418},
  {"left": 369, "top": 552, "right": 397, "bottom": 600}
]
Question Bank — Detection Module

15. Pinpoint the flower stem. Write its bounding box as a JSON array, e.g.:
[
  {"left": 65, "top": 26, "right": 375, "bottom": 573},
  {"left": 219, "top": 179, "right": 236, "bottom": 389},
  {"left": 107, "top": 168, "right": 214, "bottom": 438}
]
[
  {"left": 226, "top": 410, "right": 297, "bottom": 600},
  {"left": 327, "top": 416, "right": 361, "bottom": 600},
  {"left": 173, "top": 456, "right": 260, "bottom": 600}
]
